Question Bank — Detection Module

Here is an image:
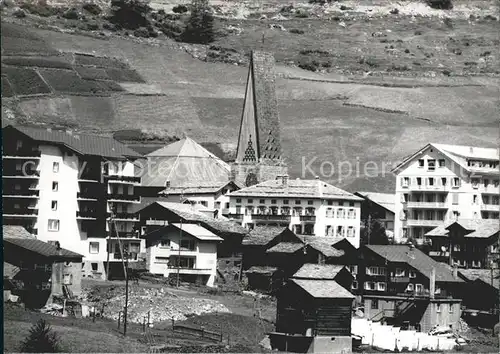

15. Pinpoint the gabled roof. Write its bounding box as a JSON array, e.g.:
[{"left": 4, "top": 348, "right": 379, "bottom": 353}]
[
  {"left": 6, "top": 125, "right": 141, "bottom": 159},
  {"left": 266, "top": 242, "right": 304, "bottom": 254},
  {"left": 425, "top": 219, "right": 499, "bottom": 239},
  {"left": 293, "top": 264, "right": 348, "bottom": 280},
  {"left": 242, "top": 226, "right": 298, "bottom": 246},
  {"left": 245, "top": 266, "right": 279, "bottom": 275},
  {"left": 458, "top": 269, "right": 499, "bottom": 290},
  {"left": 140, "top": 137, "right": 231, "bottom": 188},
  {"left": 170, "top": 223, "right": 223, "bottom": 241},
  {"left": 159, "top": 180, "right": 241, "bottom": 196},
  {"left": 139, "top": 201, "right": 247, "bottom": 236},
  {"left": 303, "top": 236, "right": 345, "bottom": 258},
  {"left": 4, "top": 263, "right": 20, "bottom": 279},
  {"left": 365, "top": 245, "right": 463, "bottom": 283},
  {"left": 355, "top": 191, "right": 396, "bottom": 214},
  {"left": 3, "top": 225, "right": 35, "bottom": 239},
  {"left": 4, "top": 238, "right": 83, "bottom": 260},
  {"left": 229, "top": 178, "right": 362, "bottom": 200},
  {"left": 391, "top": 143, "right": 499, "bottom": 174},
  {"left": 290, "top": 278, "right": 354, "bottom": 299}
]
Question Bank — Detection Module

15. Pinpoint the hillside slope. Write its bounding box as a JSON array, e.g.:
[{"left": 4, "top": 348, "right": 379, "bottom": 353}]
[{"left": 1, "top": 21, "right": 498, "bottom": 193}]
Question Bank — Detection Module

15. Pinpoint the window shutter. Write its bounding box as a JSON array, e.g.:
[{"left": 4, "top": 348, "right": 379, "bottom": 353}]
[{"left": 452, "top": 193, "right": 459, "bottom": 205}]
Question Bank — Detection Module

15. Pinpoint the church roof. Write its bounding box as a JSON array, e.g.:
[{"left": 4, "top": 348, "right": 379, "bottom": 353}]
[{"left": 139, "top": 137, "right": 231, "bottom": 187}]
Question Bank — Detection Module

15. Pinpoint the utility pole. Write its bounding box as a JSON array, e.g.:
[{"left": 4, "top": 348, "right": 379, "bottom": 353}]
[{"left": 177, "top": 190, "right": 184, "bottom": 288}]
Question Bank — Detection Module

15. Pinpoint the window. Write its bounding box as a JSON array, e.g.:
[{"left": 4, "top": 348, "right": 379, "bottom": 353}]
[
  {"left": 371, "top": 299, "right": 379, "bottom": 309},
  {"left": 438, "top": 159, "right": 445, "bottom": 167},
  {"left": 472, "top": 178, "right": 479, "bottom": 189},
  {"left": 295, "top": 200, "right": 301, "bottom": 205},
  {"left": 406, "top": 283, "right": 414, "bottom": 292},
  {"left": 452, "top": 193, "right": 459, "bottom": 205},
  {"left": 428, "top": 178, "right": 434, "bottom": 186},
  {"left": 377, "top": 282, "right": 386, "bottom": 291},
  {"left": 326, "top": 208, "right": 333, "bottom": 218},
  {"left": 155, "top": 256, "right": 169, "bottom": 264},
  {"left": 402, "top": 177, "right": 410, "bottom": 187},
  {"left": 259, "top": 199, "right": 265, "bottom": 204},
  {"left": 415, "top": 284, "right": 423, "bottom": 293},
  {"left": 365, "top": 281, "right": 376, "bottom": 290},
  {"left": 180, "top": 239, "right": 196, "bottom": 251},
  {"left": 452, "top": 178, "right": 460, "bottom": 188},
  {"left": 348, "top": 209, "right": 355, "bottom": 219},
  {"left": 247, "top": 199, "right": 253, "bottom": 204},
  {"left": 16, "top": 139, "right": 23, "bottom": 149},
  {"left": 347, "top": 226, "right": 355, "bottom": 237},
  {"left": 418, "top": 159, "right": 424, "bottom": 168},
  {"left": 339, "top": 201, "right": 344, "bottom": 206},
  {"left": 337, "top": 208, "right": 345, "bottom": 218},
  {"left": 236, "top": 198, "right": 241, "bottom": 203},
  {"left": 52, "top": 182, "right": 58, "bottom": 192},
  {"left": 89, "top": 242, "right": 99, "bottom": 254},
  {"left": 350, "top": 202, "right": 355, "bottom": 207},
  {"left": 308, "top": 200, "right": 314, "bottom": 205},
  {"left": 436, "top": 303, "right": 441, "bottom": 313},
  {"left": 48, "top": 219, "right": 60, "bottom": 232},
  {"left": 91, "top": 263, "right": 98, "bottom": 271},
  {"left": 271, "top": 199, "right": 277, "bottom": 204},
  {"left": 441, "top": 177, "right": 447, "bottom": 186},
  {"left": 350, "top": 265, "right": 358, "bottom": 275},
  {"left": 327, "top": 200, "right": 333, "bottom": 205},
  {"left": 484, "top": 179, "right": 490, "bottom": 188},
  {"left": 283, "top": 199, "right": 289, "bottom": 205},
  {"left": 352, "top": 281, "right": 358, "bottom": 290},
  {"left": 200, "top": 201, "right": 208, "bottom": 207},
  {"left": 53, "top": 162, "right": 59, "bottom": 173},
  {"left": 395, "top": 268, "right": 405, "bottom": 277},
  {"left": 417, "top": 177, "right": 422, "bottom": 186},
  {"left": 409, "top": 271, "right": 416, "bottom": 278},
  {"left": 51, "top": 201, "right": 58, "bottom": 211},
  {"left": 368, "top": 266, "right": 386, "bottom": 276},
  {"left": 449, "top": 304, "right": 454, "bottom": 314},
  {"left": 428, "top": 159, "right": 436, "bottom": 171},
  {"left": 160, "top": 239, "right": 170, "bottom": 248}
]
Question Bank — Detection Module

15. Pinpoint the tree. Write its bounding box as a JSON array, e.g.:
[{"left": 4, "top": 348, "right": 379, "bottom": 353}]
[
  {"left": 361, "top": 219, "right": 390, "bottom": 246},
  {"left": 21, "top": 319, "right": 61, "bottom": 353},
  {"left": 181, "top": 0, "right": 215, "bottom": 44},
  {"left": 109, "top": 0, "right": 151, "bottom": 30}
]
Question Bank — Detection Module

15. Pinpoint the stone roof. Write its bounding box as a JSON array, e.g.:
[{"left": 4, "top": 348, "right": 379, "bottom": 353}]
[
  {"left": 426, "top": 219, "right": 499, "bottom": 239},
  {"left": 170, "top": 223, "right": 223, "bottom": 242},
  {"left": 3, "top": 225, "right": 35, "bottom": 239},
  {"left": 4, "top": 238, "right": 82, "bottom": 260},
  {"left": 266, "top": 242, "right": 304, "bottom": 254},
  {"left": 159, "top": 181, "right": 241, "bottom": 196},
  {"left": 293, "top": 264, "right": 348, "bottom": 280},
  {"left": 303, "top": 236, "right": 345, "bottom": 258},
  {"left": 230, "top": 178, "right": 362, "bottom": 200},
  {"left": 366, "top": 245, "right": 463, "bottom": 283},
  {"left": 355, "top": 191, "right": 396, "bottom": 214},
  {"left": 242, "top": 226, "right": 292, "bottom": 246},
  {"left": 459, "top": 269, "right": 499, "bottom": 289},
  {"left": 245, "top": 266, "right": 279, "bottom": 275},
  {"left": 291, "top": 279, "right": 354, "bottom": 299},
  {"left": 6, "top": 125, "right": 141, "bottom": 159},
  {"left": 139, "top": 137, "right": 231, "bottom": 188}
]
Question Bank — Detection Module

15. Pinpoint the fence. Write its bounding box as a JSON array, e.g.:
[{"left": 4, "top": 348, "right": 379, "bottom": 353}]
[{"left": 171, "top": 317, "right": 224, "bottom": 342}]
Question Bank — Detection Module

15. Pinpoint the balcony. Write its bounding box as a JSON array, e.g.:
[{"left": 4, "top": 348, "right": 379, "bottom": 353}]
[
  {"left": 78, "top": 173, "right": 101, "bottom": 183},
  {"left": 429, "top": 250, "right": 450, "bottom": 257},
  {"left": 3, "top": 148, "right": 41, "bottom": 159},
  {"left": 3, "top": 170, "right": 40, "bottom": 179},
  {"left": 406, "top": 219, "right": 445, "bottom": 227},
  {"left": 108, "top": 213, "right": 139, "bottom": 221},
  {"left": 299, "top": 215, "right": 316, "bottom": 222},
  {"left": 251, "top": 214, "right": 291, "bottom": 222},
  {"left": 76, "top": 211, "right": 98, "bottom": 220},
  {"left": 167, "top": 267, "right": 212, "bottom": 275},
  {"left": 3, "top": 190, "right": 40, "bottom": 198},
  {"left": 406, "top": 202, "right": 448, "bottom": 209},
  {"left": 107, "top": 231, "right": 140, "bottom": 239},
  {"left": 481, "top": 204, "right": 499, "bottom": 212},
  {"left": 390, "top": 277, "right": 411, "bottom": 283},
  {"left": 105, "top": 175, "right": 141, "bottom": 185},
  {"left": 406, "top": 184, "right": 450, "bottom": 192},
  {"left": 107, "top": 193, "right": 141, "bottom": 203},
  {"left": 77, "top": 192, "right": 99, "bottom": 201},
  {"left": 3, "top": 209, "right": 39, "bottom": 217},
  {"left": 227, "top": 214, "right": 243, "bottom": 220}
]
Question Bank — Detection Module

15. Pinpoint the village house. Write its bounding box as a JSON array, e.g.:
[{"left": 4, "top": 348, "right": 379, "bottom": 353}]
[
  {"left": 135, "top": 201, "right": 248, "bottom": 287},
  {"left": 271, "top": 277, "right": 355, "bottom": 353},
  {"left": 292, "top": 264, "right": 354, "bottom": 293},
  {"left": 392, "top": 143, "right": 499, "bottom": 244},
  {"left": 228, "top": 176, "right": 363, "bottom": 248},
  {"left": 425, "top": 219, "right": 499, "bottom": 269},
  {"left": 354, "top": 191, "right": 396, "bottom": 238},
  {"left": 358, "top": 244, "right": 464, "bottom": 332},
  {"left": 3, "top": 226, "right": 82, "bottom": 309},
  {"left": 2, "top": 125, "right": 144, "bottom": 280}
]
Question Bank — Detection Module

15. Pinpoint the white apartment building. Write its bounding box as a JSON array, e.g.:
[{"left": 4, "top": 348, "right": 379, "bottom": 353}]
[
  {"left": 144, "top": 223, "right": 222, "bottom": 287},
  {"left": 392, "top": 143, "right": 499, "bottom": 244},
  {"left": 227, "top": 176, "right": 363, "bottom": 248},
  {"left": 2, "top": 125, "right": 144, "bottom": 279}
]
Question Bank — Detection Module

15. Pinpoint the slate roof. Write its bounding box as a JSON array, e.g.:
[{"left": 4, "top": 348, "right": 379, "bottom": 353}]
[
  {"left": 245, "top": 266, "right": 279, "bottom": 275},
  {"left": 242, "top": 226, "right": 294, "bottom": 246},
  {"left": 392, "top": 143, "right": 499, "bottom": 174},
  {"left": 4, "top": 263, "right": 20, "bottom": 279},
  {"left": 139, "top": 137, "right": 231, "bottom": 188},
  {"left": 160, "top": 181, "right": 240, "bottom": 196},
  {"left": 229, "top": 178, "right": 362, "bottom": 200},
  {"left": 293, "top": 264, "right": 347, "bottom": 280},
  {"left": 3, "top": 225, "right": 35, "bottom": 239},
  {"left": 425, "top": 219, "right": 499, "bottom": 239},
  {"left": 4, "top": 238, "right": 83, "bottom": 260},
  {"left": 7, "top": 125, "right": 141, "bottom": 159},
  {"left": 303, "top": 236, "right": 345, "bottom": 258},
  {"left": 170, "top": 223, "right": 223, "bottom": 241},
  {"left": 291, "top": 279, "right": 354, "bottom": 299},
  {"left": 140, "top": 202, "right": 247, "bottom": 236},
  {"left": 366, "top": 245, "right": 463, "bottom": 283},
  {"left": 266, "top": 242, "right": 304, "bottom": 254},
  {"left": 355, "top": 191, "right": 396, "bottom": 214},
  {"left": 459, "top": 269, "right": 499, "bottom": 289}
]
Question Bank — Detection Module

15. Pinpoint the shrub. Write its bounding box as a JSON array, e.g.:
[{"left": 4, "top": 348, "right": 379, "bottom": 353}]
[
  {"left": 443, "top": 17, "right": 453, "bottom": 28},
  {"left": 295, "top": 9, "right": 309, "bottom": 18},
  {"left": 442, "top": 69, "right": 451, "bottom": 76},
  {"left": 159, "top": 20, "right": 185, "bottom": 40},
  {"left": 390, "top": 8, "right": 399, "bottom": 15},
  {"left": 20, "top": 2, "right": 59, "bottom": 17},
  {"left": 133, "top": 27, "right": 150, "bottom": 37},
  {"left": 13, "top": 8, "right": 26, "bottom": 18},
  {"left": 21, "top": 319, "right": 61, "bottom": 353},
  {"left": 109, "top": 0, "right": 151, "bottom": 30},
  {"left": 427, "top": 0, "right": 453, "bottom": 10},
  {"left": 82, "top": 3, "right": 102, "bottom": 15},
  {"left": 289, "top": 28, "right": 305, "bottom": 34},
  {"left": 86, "top": 21, "right": 99, "bottom": 31},
  {"left": 280, "top": 5, "right": 294, "bottom": 13},
  {"left": 172, "top": 4, "right": 188, "bottom": 13},
  {"left": 62, "top": 8, "right": 79, "bottom": 20},
  {"left": 181, "top": 0, "right": 215, "bottom": 44},
  {"left": 298, "top": 58, "right": 320, "bottom": 72}
]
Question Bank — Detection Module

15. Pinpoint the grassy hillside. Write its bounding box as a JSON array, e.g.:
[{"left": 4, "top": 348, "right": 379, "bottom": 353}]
[{"left": 1, "top": 5, "right": 499, "bottom": 192}]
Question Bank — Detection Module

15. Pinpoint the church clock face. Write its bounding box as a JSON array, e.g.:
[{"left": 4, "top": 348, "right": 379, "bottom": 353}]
[{"left": 245, "top": 172, "right": 258, "bottom": 187}]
